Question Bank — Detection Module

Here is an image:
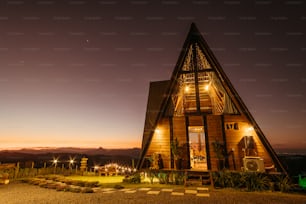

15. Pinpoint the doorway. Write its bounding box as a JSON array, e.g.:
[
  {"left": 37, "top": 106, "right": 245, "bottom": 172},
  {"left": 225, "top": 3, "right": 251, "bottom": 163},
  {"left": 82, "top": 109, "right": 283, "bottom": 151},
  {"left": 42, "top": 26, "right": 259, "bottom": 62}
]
[{"left": 188, "top": 126, "right": 207, "bottom": 170}]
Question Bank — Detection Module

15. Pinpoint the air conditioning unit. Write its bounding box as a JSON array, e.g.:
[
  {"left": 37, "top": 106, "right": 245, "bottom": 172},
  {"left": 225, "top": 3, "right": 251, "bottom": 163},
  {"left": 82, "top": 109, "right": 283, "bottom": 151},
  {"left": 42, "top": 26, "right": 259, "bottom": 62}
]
[{"left": 243, "top": 157, "right": 265, "bottom": 172}]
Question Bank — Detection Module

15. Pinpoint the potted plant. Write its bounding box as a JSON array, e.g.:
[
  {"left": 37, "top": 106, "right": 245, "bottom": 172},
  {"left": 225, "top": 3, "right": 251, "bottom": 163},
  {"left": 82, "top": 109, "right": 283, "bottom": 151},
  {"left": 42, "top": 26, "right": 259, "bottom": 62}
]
[
  {"left": 212, "top": 139, "right": 226, "bottom": 170},
  {"left": 171, "top": 138, "right": 183, "bottom": 170}
]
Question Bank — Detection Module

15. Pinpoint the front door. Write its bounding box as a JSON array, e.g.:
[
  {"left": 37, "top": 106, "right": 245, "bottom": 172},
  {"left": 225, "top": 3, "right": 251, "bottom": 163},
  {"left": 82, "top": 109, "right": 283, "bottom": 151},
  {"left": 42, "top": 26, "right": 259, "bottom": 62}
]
[{"left": 189, "top": 126, "right": 207, "bottom": 170}]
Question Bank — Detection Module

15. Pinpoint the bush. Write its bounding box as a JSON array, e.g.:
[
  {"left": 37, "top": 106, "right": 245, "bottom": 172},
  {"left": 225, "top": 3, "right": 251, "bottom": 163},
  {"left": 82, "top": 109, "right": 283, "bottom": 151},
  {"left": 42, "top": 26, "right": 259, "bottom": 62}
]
[
  {"left": 122, "top": 173, "right": 141, "bottom": 184},
  {"left": 158, "top": 172, "right": 169, "bottom": 184},
  {"left": 242, "top": 173, "right": 270, "bottom": 192},
  {"left": 276, "top": 175, "right": 292, "bottom": 192},
  {"left": 172, "top": 172, "right": 185, "bottom": 185}
]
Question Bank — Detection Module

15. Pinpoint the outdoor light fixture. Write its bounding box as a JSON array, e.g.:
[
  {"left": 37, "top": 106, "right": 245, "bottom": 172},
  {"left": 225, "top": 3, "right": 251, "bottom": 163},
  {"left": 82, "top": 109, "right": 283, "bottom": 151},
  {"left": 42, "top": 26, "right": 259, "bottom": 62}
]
[
  {"left": 155, "top": 129, "right": 161, "bottom": 134},
  {"left": 204, "top": 84, "right": 209, "bottom": 91},
  {"left": 185, "top": 86, "right": 190, "bottom": 92},
  {"left": 247, "top": 126, "right": 254, "bottom": 132}
]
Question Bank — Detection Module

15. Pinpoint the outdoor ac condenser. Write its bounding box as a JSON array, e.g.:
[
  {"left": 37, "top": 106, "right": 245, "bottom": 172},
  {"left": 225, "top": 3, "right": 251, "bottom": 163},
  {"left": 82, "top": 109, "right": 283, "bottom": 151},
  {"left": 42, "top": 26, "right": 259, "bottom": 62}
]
[{"left": 243, "top": 157, "right": 265, "bottom": 172}]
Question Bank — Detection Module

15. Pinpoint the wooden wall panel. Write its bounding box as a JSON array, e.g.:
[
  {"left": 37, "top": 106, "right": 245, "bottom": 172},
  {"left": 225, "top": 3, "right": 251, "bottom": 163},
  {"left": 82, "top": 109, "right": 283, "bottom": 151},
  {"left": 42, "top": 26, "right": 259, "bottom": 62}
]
[
  {"left": 206, "top": 115, "right": 223, "bottom": 171},
  {"left": 146, "top": 118, "right": 171, "bottom": 169},
  {"left": 173, "top": 116, "right": 187, "bottom": 144},
  {"left": 188, "top": 116, "right": 203, "bottom": 126},
  {"left": 224, "top": 115, "right": 275, "bottom": 171}
]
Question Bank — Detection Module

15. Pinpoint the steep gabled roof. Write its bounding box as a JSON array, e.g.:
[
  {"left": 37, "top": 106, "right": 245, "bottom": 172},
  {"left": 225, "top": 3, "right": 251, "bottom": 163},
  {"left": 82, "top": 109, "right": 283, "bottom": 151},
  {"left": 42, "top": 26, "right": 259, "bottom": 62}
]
[
  {"left": 137, "top": 23, "right": 286, "bottom": 173},
  {"left": 141, "top": 80, "right": 170, "bottom": 150}
]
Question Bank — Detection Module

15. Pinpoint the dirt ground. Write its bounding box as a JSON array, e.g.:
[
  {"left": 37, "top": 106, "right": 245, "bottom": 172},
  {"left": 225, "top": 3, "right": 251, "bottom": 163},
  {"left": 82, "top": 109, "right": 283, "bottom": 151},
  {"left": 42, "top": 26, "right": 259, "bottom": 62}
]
[{"left": 0, "top": 182, "right": 305, "bottom": 204}]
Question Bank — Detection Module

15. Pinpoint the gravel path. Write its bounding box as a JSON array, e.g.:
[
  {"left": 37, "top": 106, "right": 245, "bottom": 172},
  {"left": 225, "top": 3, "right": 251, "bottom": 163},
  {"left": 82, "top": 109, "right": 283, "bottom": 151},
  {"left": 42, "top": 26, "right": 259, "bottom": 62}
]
[{"left": 0, "top": 182, "right": 305, "bottom": 204}]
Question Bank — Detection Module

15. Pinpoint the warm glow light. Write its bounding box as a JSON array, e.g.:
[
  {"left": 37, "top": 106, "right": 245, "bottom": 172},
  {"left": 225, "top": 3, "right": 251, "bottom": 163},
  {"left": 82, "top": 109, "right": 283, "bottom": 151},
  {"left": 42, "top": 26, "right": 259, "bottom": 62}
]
[
  {"left": 155, "top": 129, "right": 161, "bottom": 134},
  {"left": 69, "top": 159, "right": 74, "bottom": 164},
  {"left": 185, "top": 86, "right": 190, "bottom": 92},
  {"left": 53, "top": 159, "right": 58, "bottom": 164},
  {"left": 204, "top": 84, "right": 209, "bottom": 91},
  {"left": 246, "top": 126, "right": 254, "bottom": 132}
]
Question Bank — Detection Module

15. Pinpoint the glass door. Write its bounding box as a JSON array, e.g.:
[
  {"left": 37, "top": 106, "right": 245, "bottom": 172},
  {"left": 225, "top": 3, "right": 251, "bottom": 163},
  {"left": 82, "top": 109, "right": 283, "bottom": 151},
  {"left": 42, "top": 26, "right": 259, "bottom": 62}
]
[{"left": 189, "top": 126, "right": 207, "bottom": 170}]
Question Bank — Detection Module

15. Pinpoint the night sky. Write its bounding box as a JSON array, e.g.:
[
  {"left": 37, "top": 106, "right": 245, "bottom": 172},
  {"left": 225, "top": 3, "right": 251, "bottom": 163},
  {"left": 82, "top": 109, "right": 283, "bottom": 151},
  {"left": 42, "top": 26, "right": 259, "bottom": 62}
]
[{"left": 0, "top": 0, "right": 305, "bottom": 150}]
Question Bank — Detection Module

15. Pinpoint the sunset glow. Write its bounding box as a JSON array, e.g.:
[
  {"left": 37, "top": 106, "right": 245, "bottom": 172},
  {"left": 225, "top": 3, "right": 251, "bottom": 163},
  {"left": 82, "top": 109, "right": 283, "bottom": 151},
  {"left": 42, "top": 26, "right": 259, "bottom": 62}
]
[{"left": 0, "top": 1, "right": 305, "bottom": 152}]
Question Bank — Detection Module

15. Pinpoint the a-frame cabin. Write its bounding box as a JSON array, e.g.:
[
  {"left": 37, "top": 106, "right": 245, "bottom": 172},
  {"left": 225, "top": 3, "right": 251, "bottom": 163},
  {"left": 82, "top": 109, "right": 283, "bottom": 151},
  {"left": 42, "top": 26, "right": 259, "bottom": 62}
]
[{"left": 137, "top": 23, "right": 286, "bottom": 174}]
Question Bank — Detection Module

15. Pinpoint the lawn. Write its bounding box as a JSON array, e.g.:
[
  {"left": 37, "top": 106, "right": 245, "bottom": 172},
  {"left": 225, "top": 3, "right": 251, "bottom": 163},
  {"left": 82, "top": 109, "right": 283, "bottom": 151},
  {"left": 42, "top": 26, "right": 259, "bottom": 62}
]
[
  {"left": 66, "top": 175, "right": 124, "bottom": 184},
  {"left": 65, "top": 175, "right": 188, "bottom": 189}
]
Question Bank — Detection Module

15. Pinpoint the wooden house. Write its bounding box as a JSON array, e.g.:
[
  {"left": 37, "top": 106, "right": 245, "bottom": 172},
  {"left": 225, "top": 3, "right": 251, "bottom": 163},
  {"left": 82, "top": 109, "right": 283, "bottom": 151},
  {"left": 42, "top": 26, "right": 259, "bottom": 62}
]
[{"left": 137, "top": 23, "right": 286, "bottom": 174}]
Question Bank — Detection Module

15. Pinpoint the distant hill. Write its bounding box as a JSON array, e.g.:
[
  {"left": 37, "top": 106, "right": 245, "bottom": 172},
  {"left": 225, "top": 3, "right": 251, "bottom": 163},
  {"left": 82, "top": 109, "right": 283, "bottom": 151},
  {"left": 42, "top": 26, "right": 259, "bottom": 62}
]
[
  {"left": 0, "top": 147, "right": 141, "bottom": 157},
  {"left": 0, "top": 147, "right": 141, "bottom": 168}
]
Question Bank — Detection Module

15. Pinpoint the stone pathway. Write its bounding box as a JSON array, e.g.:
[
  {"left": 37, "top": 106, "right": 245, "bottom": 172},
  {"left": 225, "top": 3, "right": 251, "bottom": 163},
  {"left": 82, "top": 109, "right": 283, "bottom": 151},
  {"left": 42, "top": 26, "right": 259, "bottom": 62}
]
[{"left": 95, "top": 187, "right": 210, "bottom": 197}]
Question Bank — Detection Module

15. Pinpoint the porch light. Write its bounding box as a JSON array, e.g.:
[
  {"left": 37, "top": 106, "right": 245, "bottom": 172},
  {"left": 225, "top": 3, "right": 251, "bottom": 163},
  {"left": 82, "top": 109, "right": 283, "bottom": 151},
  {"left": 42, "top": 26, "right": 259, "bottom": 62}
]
[
  {"left": 155, "top": 129, "right": 161, "bottom": 134},
  {"left": 204, "top": 84, "right": 209, "bottom": 91},
  {"left": 185, "top": 86, "right": 190, "bottom": 92},
  {"left": 246, "top": 126, "right": 254, "bottom": 132}
]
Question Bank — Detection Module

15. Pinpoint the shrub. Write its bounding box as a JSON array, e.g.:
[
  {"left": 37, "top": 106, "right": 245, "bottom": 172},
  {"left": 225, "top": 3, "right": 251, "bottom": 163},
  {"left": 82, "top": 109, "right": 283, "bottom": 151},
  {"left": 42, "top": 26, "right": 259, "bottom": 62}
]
[
  {"left": 242, "top": 173, "right": 270, "bottom": 192},
  {"left": 212, "top": 171, "right": 233, "bottom": 188},
  {"left": 173, "top": 172, "right": 185, "bottom": 185},
  {"left": 158, "top": 172, "right": 169, "bottom": 184},
  {"left": 276, "top": 175, "right": 292, "bottom": 192},
  {"left": 123, "top": 173, "right": 141, "bottom": 184}
]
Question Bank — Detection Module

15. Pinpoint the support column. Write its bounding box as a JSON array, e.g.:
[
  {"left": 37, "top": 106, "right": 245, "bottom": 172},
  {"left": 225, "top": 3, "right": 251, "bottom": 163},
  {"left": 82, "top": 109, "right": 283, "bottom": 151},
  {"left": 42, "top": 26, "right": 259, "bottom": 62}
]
[
  {"left": 185, "top": 116, "right": 191, "bottom": 169},
  {"left": 203, "top": 115, "right": 211, "bottom": 170},
  {"left": 169, "top": 116, "right": 174, "bottom": 169}
]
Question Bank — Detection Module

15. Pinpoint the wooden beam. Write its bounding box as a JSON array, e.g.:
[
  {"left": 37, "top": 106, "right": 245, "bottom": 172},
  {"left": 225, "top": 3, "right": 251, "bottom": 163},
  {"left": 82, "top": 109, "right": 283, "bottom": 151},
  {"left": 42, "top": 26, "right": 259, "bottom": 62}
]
[{"left": 203, "top": 115, "right": 211, "bottom": 170}]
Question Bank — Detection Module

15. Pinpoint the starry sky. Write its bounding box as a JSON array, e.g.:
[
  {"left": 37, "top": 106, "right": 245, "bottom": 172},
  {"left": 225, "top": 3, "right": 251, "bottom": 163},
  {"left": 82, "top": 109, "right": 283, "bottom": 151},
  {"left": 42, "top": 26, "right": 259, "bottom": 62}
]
[{"left": 0, "top": 0, "right": 305, "bottom": 150}]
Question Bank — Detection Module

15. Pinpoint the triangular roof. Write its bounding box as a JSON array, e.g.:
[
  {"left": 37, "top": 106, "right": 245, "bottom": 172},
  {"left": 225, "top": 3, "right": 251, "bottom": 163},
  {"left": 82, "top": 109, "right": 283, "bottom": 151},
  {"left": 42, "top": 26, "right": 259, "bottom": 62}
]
[
  {"left": 137, "top": 23, "right": 286, "bottom": 173},
  {"left": 141, "top": 80, "right": 170, "bottom": 150}
]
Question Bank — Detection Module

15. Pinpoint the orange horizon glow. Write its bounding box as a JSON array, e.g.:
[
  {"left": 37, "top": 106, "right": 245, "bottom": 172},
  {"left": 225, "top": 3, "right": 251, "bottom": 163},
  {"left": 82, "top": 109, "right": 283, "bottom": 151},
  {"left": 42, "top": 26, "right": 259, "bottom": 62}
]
[{"left": 0, "top": 139, "right": 141, "bottom": 150}]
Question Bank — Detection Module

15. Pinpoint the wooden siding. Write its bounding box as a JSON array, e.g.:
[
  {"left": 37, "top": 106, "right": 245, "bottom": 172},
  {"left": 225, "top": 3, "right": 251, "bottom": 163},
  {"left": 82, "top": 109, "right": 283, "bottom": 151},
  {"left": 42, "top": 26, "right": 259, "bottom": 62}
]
[
  {"left": 173, "top": 116, "right": 187, "bottom": 145},
  {"left": 224, "top": 115, "right": 274, "bottom": 171},
  {"left": 188, "top": 116, "right": 203, "bottom": 126},
  {"left": 206, "top": 115, "right": 224, "bottom": 171},
  {"left": 146, "top": 118, "right": 171, "bottom": 169}
]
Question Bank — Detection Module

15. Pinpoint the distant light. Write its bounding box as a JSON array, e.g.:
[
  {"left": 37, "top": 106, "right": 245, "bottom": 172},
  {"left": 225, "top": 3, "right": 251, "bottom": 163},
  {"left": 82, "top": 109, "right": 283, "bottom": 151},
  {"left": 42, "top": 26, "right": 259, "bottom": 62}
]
[
  {"left": 69, "top": 159, "right": 74, "bottom": 164},
  {"left": 94, "top": 166, "right": 99, "bottom": 170},
  {"left": 53, "top": 159, "right": 58, "bottom": 164}
]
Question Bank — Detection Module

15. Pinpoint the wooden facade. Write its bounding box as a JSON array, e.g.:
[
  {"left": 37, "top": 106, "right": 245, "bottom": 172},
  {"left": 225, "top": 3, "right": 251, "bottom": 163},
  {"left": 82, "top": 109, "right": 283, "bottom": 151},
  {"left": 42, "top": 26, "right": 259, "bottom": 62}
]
[{"left": 138, "top": 23, "right": 286, "bottom": 174}]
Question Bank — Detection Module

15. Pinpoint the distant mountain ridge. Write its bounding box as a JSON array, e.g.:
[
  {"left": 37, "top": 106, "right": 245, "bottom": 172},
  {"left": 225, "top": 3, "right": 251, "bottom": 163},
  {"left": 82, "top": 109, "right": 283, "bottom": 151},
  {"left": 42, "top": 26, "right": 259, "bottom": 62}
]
[{"left": 0, "top": 147, "right": 141, "bottom": 157}]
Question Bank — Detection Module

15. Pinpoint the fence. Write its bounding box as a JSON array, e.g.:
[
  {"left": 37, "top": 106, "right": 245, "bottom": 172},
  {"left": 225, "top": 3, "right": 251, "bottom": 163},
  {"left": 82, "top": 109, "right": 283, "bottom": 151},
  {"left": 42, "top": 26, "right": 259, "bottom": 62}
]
[{"left": 0, "top": 162, "right": 86, "bottom": 180}]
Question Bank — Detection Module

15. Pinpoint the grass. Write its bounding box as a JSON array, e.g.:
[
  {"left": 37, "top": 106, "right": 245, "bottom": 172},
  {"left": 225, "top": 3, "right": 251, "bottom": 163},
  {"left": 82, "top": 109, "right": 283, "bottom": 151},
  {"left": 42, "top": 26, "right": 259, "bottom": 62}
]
[
  {"left": 66, "top": 175, "right": 125, "bottom": 184},
  {"left": 65, "top": 175, "right": 190, "bottom": 189}
]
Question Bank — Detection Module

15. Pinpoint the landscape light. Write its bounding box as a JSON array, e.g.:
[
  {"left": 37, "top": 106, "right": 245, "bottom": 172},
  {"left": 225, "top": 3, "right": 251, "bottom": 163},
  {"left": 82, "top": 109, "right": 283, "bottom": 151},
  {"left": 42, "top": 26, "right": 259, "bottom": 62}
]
[{"left": 53, "top": 159, "right": 58, "bottom": 164}]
